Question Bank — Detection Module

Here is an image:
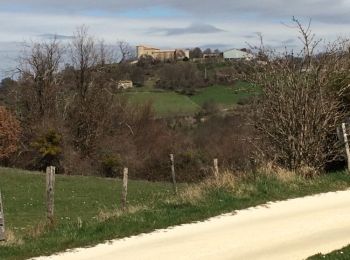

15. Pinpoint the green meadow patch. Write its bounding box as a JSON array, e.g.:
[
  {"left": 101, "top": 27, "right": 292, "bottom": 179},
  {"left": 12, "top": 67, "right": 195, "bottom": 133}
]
[
  {"left": 124, "top": 82, "right": 259, "bottom": 117},
  {"left": 124, "top": 91, "right": 201, "bottom": 117},
  {"left": 190, "top": 82, "right": 259, "bottom": 107},
  {"left": 1, "top": 167, "right": 350, "bottom": 259}
]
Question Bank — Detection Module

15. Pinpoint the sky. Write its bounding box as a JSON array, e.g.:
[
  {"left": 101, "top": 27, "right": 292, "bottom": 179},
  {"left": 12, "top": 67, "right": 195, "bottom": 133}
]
[{"left": 1, "top": 0, "right": 350, "bottom": 78}]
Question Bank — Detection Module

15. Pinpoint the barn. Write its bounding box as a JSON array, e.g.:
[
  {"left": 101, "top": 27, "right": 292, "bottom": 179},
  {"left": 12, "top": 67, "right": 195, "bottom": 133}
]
[{"left": 223, "top": 48, "right": 254, "bottom": 60}]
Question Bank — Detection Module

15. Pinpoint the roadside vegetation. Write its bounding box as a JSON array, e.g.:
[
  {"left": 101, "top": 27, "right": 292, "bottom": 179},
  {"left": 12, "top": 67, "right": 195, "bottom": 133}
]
[{"left": 1, "top": 167, "right": 350, "bottom": 259}]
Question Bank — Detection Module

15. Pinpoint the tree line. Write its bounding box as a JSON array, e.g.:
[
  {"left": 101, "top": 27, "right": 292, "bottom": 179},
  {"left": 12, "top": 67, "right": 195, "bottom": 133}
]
[{"left": 1, "top": 19, "right": 350, "bottom": 180}]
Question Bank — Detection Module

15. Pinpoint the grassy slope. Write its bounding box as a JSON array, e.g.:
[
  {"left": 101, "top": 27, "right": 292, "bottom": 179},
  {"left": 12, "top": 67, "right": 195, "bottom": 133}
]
[
  {"left": 124, "top": 81, "right": 258, "bottom": 117},
  {"left": 124, "top": 91, "right": 201, "bottom": 117},
  {"left": 1, "top": 168, "right": 350, "bottom": 259},
  {"left": 190, "top": 82, "right": 258, "bottom": 107}
]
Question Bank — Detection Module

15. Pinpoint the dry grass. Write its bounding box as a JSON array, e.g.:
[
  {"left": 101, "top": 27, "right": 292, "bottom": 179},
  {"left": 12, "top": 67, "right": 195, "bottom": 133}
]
[
  {"left": 26, "top": 220, "right": 53, "bottom": 239},
  {"left": 0, "top": 229, "right": 23, "bottom": 246},
  {"left": 258, "top": 162, "right": 320, "bottom": 181},
  {"left": 177, "top": 165, "right": 305, "bottom": 203},
  {"left": 297, "top": 165, "right": 320, "bottom": 179},
  {"left": 96, "top": 206, "right": 147, "bottom": 222},
  {"left": 179, "top": 170, "right": 236, "bottom": 203},
  {"left": 258, "top": 162, "right": 298, "bottom": 182}
]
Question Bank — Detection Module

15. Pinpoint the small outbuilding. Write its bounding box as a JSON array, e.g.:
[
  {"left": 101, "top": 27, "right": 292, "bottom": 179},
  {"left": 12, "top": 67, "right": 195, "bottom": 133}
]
[{"left": 117, "top": 80, "right": 133, "bottom": 90}]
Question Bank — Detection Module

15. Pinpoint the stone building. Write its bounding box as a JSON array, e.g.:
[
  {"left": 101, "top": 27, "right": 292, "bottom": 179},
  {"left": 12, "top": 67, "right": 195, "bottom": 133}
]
[
  {"left": 117, "top": 80, "right": 133, "bottom": 89},
  {"left": 137, "top": 45, "right": 189, "bottom": 62}
]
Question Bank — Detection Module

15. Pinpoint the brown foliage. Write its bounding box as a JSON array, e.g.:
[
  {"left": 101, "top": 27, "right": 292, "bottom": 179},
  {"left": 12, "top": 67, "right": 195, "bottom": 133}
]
[
  {"left": 67, "top": 87, "right": 116, "bottom": 156},
  {"left": 0, "top": 106, "right": 20, "bottom": 160},
  {"left": 156, "top": 63, "right": 207, "bottom": 91},
  {"left": 193, "top": 111, "right": 255, "bottom": 171}
]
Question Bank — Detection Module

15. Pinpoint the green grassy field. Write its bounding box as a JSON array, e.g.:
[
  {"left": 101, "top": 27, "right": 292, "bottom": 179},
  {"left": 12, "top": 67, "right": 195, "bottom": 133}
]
[
  {"left": 124, "top": 82, "right": 258, "bottom": 117},
  {"left": 0, "top": 168, "right": 176, "bottom": 235},
  {"left": 2, "top": 168, "right": 350, "bottom": 259},
  {"left": 124, "top": 91, "right": 201, "bottom": 117},
  {"left": 190, "top": 82, "right": 259, "bottom": 107}
]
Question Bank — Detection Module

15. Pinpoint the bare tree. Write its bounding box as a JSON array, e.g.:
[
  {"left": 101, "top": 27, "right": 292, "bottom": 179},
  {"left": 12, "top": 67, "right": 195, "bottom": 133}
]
[
  {"left": 70, "top": 25, "right": 98, "bottom": 99},
  {"left": 18, "top": 37, "right": 63, "bottom": 117},
  {"left": 117, "top": 41, "right": 134, "bottom": 63},
  {"left": 239, "top": 18, "right": 350, "bottom": 172},
  {"left": 98, "top": 40, "right": 116, "bottom": 67},
  {"left": 190, "top": 47, "right": 203, "bottom": 59},
  {"left": 68, "top": 27, "right": 121, "bottom": 156},
  {"left": 203, "top": 48, "right": 212, "bottom": 55}
]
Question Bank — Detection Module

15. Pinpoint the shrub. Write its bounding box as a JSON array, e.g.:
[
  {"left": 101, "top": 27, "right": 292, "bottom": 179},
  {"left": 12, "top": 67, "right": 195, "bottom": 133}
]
[
  {"left": 0, "top": 106, "right": 20, "bottom": 161},
  {"left": 201, "top": 100, "right": 221, "bottom": 115},
  {"left": 31, "top": 129, "right": 62, "bottom": 169},
  {"left": 100, "top": 154, "right": 123, "bottom": 178},
  {"left": 193, "top": 112, "right": 255, "bottom": 172},
  {"left": 156, "top": 63, "right": 207, "bottom": 91},
  {"left": 240, "top": 19, "right": 350, "bottom": 171},
  {"left": 175, "top": 150, "right": 208, "bottom": 181}
]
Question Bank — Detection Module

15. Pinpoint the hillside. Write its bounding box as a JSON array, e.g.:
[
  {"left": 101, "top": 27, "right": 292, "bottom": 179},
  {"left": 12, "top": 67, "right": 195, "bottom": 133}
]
[{"left": 124, "top": 81, "right": 258, "bottom": 117}]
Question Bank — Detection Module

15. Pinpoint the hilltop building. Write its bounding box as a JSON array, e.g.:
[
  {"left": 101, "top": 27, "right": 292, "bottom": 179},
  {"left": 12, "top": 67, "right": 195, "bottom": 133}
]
[
  {"left": 203, "top": 53, "right": 223, "bottom": 59},
  {"left": 223, "top": 48, "right": 254, "bottom": 60},
  {"left": 137, "top": 45, "right": 190, "bottom": 62}
]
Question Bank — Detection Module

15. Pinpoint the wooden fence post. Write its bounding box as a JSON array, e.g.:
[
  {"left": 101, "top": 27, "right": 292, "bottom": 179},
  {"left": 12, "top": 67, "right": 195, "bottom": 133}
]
[
  {"left": 46, "top": 166, "right": 56, "bottom": 223},
  {"left": 170, "top": 154, "right": 178, "bottom": 195},
  {"left": 342, "top": 123, "right": 350, "bottom": 172},
  {"left": 121, "top": 167, "right": 128, "bottom": 211},
  {"left": 213, "top": 158, "right": 219, "bottom": 179},
  {"left": 0, "top": 191, "right": 5, "bottom": 241}
]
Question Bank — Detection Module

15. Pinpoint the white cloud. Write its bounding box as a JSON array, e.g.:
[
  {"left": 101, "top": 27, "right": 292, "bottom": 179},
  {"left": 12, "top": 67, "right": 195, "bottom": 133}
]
[
  {"left": 1, "top": 0, "right": 350, "bottom": 78},
  {"left": 3, "top": 0, "right": 350, "bottom": 24},
  {"left": 2, "top": 11, "right": 349, "bottom": 47}
]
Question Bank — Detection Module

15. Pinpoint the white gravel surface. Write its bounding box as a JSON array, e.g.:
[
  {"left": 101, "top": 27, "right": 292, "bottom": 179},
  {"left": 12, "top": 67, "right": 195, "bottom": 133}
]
[{"left": 33, "top": 190, "right": 350, "bottom": 260}]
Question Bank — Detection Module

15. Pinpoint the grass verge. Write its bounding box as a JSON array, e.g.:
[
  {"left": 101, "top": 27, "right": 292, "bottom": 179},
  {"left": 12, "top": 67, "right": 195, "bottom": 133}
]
[{"left": 1, "top": 168, "right": 350, "bottom": 259}]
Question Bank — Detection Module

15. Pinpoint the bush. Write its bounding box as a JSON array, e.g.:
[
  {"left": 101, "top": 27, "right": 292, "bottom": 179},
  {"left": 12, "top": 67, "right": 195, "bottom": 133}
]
[
  {"left": 240, "top": 19, "right": 350, "bottom": 171},
  {"left": 201, "top": 100, "right": 220, "bottom": 115},
  {"left": 156, "top": 63, "right": 207, "bottom": 91},
  {"left": 31, "top": 129, "right": 62, "bottom": 169},
  {"left": 175, "top": 150, "right": 208, "bottom": 181},
  {"left": 193, "top": 111, "right": 255, "bottom": 172},
  {"left": 100, "top": 154, "right": 123, "bottom": 178},
  {"left": 0, "top": 106, "right": 20, "bottom": 161}
]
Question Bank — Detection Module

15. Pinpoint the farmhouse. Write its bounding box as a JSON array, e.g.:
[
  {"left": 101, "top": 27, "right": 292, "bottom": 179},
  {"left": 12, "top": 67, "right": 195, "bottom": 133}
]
[
  {"left": 223, "top": 48, "right": 254, "bottom": 60},
  {"left": 137, "top": 45, "right": 190, "bottom": 62}
]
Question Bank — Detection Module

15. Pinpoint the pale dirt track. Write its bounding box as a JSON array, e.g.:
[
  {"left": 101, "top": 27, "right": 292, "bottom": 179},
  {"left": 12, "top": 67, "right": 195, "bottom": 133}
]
[{"left": 33, "top": 190, "right": 350, "bottom": 260}]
